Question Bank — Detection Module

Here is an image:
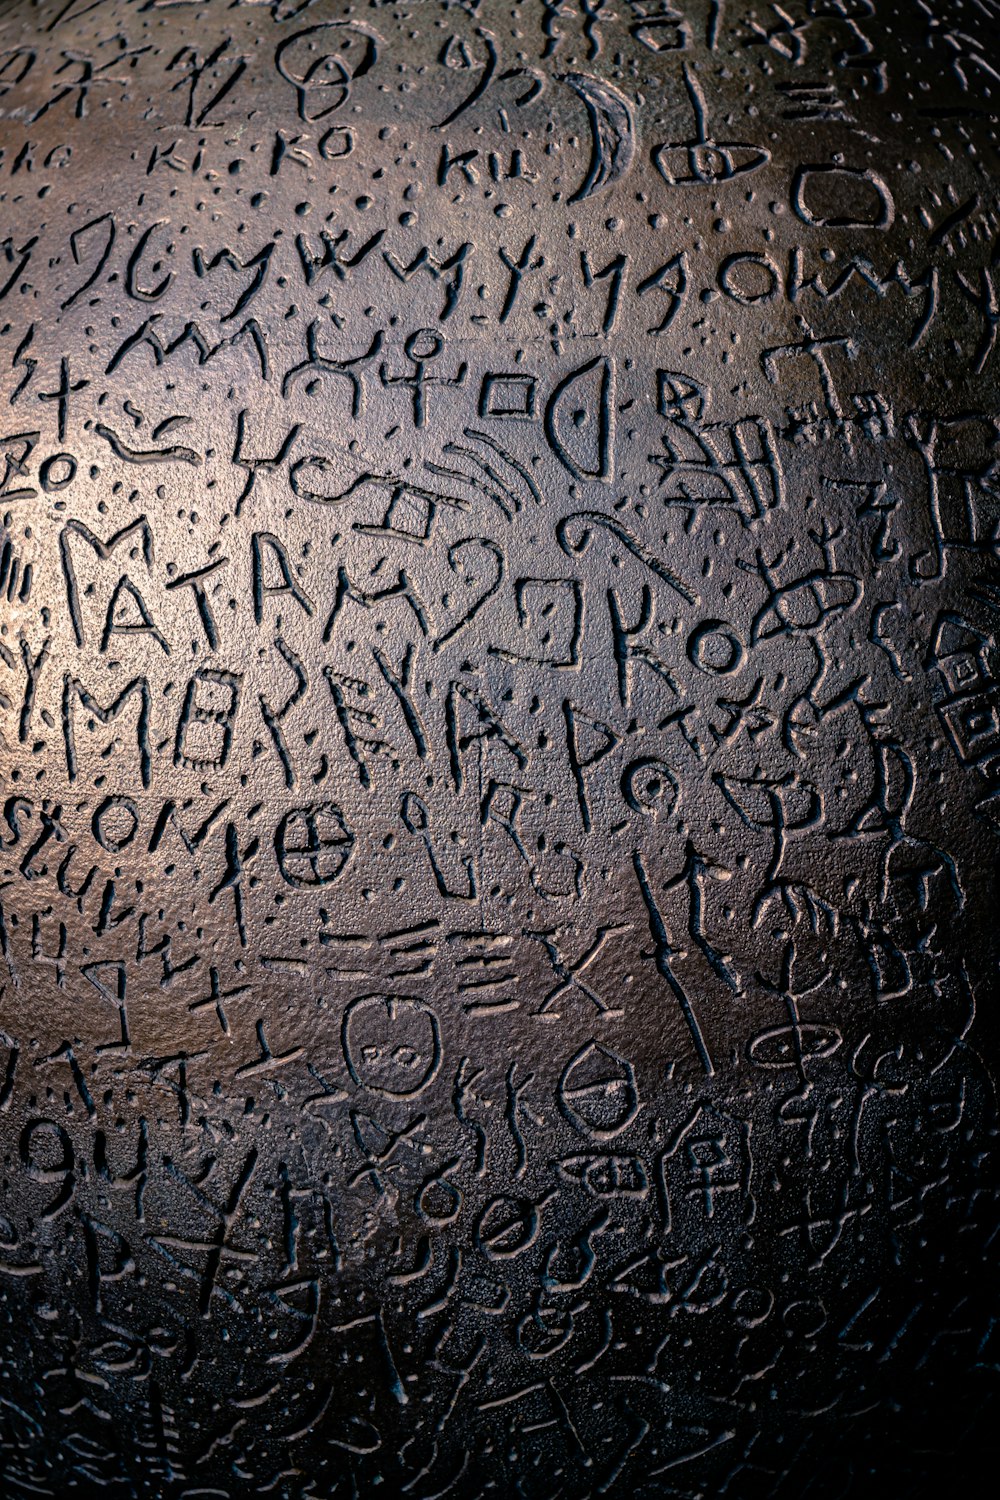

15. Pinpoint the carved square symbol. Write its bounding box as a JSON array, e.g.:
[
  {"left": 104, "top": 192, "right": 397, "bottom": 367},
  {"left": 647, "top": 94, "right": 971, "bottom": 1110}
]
[
  {"left": 941, "top": 690, "right": 1000, "bottom": 765},
  {"left": 480, "top": 373, "right": 537, "bottom": 419}
]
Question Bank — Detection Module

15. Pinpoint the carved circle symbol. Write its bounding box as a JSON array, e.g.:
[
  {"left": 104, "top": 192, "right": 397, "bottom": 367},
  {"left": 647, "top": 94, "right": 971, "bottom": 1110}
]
[
  {"left": 784, "top": 1299, "right": 828, "bottom": 1338},
  {"left": 718, "top": 252, "right": 779, "bottom": 305},
  {"left": 92, "top": 795, "right": 139, "bottom": 853},
  {"left": 621, "top": 758, "right": 678, "bottom": 815},
  {"left": 475, "top": 1195, "right": 543, "bottom": 1260},
  {"left": 415, "top": 1162, "right": 463, "bottom": 1224},
  {"left": 732, "top": 1287, "right": 775, "bottom": 1328},
  {"left": 517, "top": 1299, "right": 577, "bottom": 1358},
  {"left": 275, "top": 22, "right": 379, "bottom": 121},
  {"left": 342, "top": 993, "right": 442, "bottom": 1096},
  {"left": 39, "top": 452, "right": 76, "bottom": 492},
  {"left": 558, "top": 1042, "right": 640, "bottom": 1139},
  {"left": 275, "top": 802, "right": 354, "bottom": 888},
  {"left": 687, "top": 619, "right": 744, "bottom": 674},
  {"left": 404, "top": 328, "right": 444, "bottom": 362}
]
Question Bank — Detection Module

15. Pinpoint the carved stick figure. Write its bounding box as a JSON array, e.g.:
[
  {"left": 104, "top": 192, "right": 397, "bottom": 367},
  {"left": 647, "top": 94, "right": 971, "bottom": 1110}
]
[{"left": 380, "top": 329, "right": 467, "bottom": 428}]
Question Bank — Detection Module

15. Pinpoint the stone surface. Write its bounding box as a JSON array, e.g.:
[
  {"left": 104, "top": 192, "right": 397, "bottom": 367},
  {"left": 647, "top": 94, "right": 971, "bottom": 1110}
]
[{"left": 0, "top": 1, "right": 998, "bottom": 1495}]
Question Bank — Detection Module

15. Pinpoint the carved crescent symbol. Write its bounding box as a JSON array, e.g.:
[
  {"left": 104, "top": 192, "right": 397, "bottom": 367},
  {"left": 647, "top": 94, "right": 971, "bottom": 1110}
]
[{"left": 560, "top": 72, "right": 636, "bottom": 203}]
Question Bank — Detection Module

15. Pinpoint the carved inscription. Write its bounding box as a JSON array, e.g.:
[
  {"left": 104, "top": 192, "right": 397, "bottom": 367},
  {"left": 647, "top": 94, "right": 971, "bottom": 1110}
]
[{"left": 0, "top": 1, "right": 997, "bottom": 1496}]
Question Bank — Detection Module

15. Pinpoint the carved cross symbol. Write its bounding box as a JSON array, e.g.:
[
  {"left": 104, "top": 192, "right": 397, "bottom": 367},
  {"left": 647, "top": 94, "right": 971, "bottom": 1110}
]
[
  {"left": 37, "top": 356, "right": 89, "bottom": 442},
  {"left": 523, "top": 924, "right": 630, "bottom": 1017}
]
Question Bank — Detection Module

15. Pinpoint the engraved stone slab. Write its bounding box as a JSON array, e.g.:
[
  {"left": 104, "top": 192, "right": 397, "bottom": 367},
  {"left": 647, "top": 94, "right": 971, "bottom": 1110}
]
[{"left": 0, "top": 1, "right": 998, "bottom": 1495}]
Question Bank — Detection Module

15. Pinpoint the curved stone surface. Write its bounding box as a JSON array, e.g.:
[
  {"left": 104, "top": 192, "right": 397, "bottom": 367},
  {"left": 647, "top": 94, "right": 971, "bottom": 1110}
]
[{"left": 0, "top": 1, "right": 998, "bottom": 1495}]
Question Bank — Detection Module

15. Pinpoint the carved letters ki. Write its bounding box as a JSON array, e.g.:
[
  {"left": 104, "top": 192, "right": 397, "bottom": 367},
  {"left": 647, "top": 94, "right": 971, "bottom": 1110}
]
[{"left": 0, "top": 1, "right": 998, "bottom": 1496}]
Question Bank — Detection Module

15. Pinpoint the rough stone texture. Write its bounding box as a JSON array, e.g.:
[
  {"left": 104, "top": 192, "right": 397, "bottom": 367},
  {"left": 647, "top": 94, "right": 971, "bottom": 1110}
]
[{"left": 0, "top": 1, "right": 998, "bottom": 1495}]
